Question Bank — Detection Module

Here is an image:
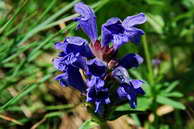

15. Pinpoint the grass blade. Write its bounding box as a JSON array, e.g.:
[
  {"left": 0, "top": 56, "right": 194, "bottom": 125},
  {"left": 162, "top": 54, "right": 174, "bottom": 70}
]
[
  {"left": 0, "top": 0, "right": 28, "bottom": 34},
  {"left": 0, "top": 84, "right": 37, "bottom": 111}
]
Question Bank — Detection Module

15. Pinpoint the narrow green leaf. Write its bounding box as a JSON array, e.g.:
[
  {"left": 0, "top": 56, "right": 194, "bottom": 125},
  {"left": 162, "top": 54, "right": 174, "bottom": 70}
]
[
  {"left": 2, "top": 42, "right": 36, "bottom": 63},
  {"left": 17, "top": 0, "right": 80, "bottom": 46},
  {"left": 40, "top": 14, "right": 79, "bottom": 30},
  {"left": 164, "top": 92, "right": 183, "bottom": 98},
  {"left": 44, "top": 111, "right": 64, "bottom": 118},
  {"left": 165, "top": 81, "right": 179, "bottom": 93},
  {"left": 5, "top": 11, "right": 37, "bottom": 36},
  {"left": 38, "top": 0, "right": 80, "bottom": 27},
  {"left": 32, "top": 0, "right": 57, "bottom": 26},
  {"left": 28, "top": 22, "right": 77, "bottom": 61},
  {"left": 0, "top": 84, "right": 37, "bottom": 111},
  {"left": 11, "top": 59, "right": 26, "bottom": 77},
  {"left": 156, "top": 96, "right": 186, "bottom": 110},
  {"left": 0, "top": 0, "right": 28, "bottom": 33},
  {"left": 45, "top": 104, "right": 74, "bottom": 110},
  {"left": 28, "top": 51, "right": 42, "bottom": 62}
]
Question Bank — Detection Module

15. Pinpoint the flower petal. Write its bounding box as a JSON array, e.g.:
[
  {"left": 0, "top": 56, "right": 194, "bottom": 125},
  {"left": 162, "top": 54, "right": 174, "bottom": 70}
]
[
  {"left": 55, "top": 36, "right": 93, "bottom": 58},
  {"left": 116, "top": 86, "right": 128, "bottom": 98},
  {"left": 101, "top": 26, "right": 112, "bottom": 46},
  {"left": 53, "top": 52, "right": 87, "bottom": 70},
  {"left": 55, "top": 66, "right": 86, "bottom": 92},
  {"left": 112, "top": 33, "right": 129, "bottom": 50},
  {"left": 87, "top": 76, "right": 104, "bottom": 89},
  {"left": 55, "top": 73, "right": 68, "bottom": 87},
  {"left": 112, "top": 66, "right": 130, "bottom": 83},
  {"left": 71, "top": 53, "right": 88, "bottom": 71},
  {"left": 119, "top": 53, "right": 143, "bottom": 69},
  {"left": 86, "top": 81, "right": 110, "bottom": 113},
  {"left": 122, "top": 13, "right": 147, "bottom": 29},
  {"left": 127, "top": 94, "right": 137, "bottom": 108},
  {"left": 74, "top": 2, "right": 98, "bottom": 42},
  {"left": 131, "top": 80, "right": 145, "bottom": 95},
  {"left": 53, "top": 52, "right": 88, "bottom": 92},
  {"left": 131, "top": 80, "right": 144, "bottom": 89},
  {"left": 87, "top": 58, "right": 107, "bottom": 77},
  {"left": 120, "top": 83, "right": 137, "bottom": 108},
  {"left": 115, "top": 79, "right": 145, "bottom": 108},
  {"left": 101, "top": 17, "right": 123, "bottom": 46},
  {"left": 53, "top": 57, "right": 67, "bottom": 71},
  {"left": 124, "top": 27, "right": 144, "bottom": 43},
  {"left": 54, "top": 42, "right": 66, "bottom": 50},
  {"left": 103, "top": 17, "right": 123, "bottom": 34}
]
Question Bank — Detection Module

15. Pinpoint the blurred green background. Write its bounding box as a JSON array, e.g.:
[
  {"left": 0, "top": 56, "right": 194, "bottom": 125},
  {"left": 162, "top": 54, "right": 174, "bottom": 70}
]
[{"left": 0, "top": 0, "right": 194, "bottom": 129}]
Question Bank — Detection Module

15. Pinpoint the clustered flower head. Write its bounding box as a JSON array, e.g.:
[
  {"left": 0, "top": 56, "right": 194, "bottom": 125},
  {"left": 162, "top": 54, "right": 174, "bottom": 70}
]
[{"left": 53, "top": 2, "right": 147, "bottom": 115}]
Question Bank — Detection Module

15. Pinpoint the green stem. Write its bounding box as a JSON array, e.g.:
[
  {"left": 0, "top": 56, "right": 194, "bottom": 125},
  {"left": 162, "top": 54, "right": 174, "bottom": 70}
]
[
  {"left": 142, "top": 35, "right": 158, "bottom": 127},
  {"left": 142, "top": 35, "right": 154, "bottom": 86}
]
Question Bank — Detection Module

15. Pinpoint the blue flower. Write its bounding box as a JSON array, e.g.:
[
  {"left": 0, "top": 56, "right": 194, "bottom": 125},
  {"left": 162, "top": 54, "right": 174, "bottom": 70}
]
[
  {"left": 53, "top": 52, "right": 87, "bottom": 92},
  {"left": 112, "top": 66, "right": 130, "bottom": 83},
  {"left": 55, "top": 66, "right": 86, "bottom": 92},
  {"left": 55, "top": 36, "right": 93, "bottom": 58},
  {"left": 117, "top": 80, "right": 145, "bottom": 108},
  {"left": 86, "top": 76, "right": 110, "bottom": 113},
  {"left": 112, "top": 66, "right": 145, "bottom": 108},
  {"left": 53, "top": 52, "right": 87, "bottom": 71},
  {"left": 74, "top": 2, "right": 98, "bottom": 42},
  {"left": 53, "top": 2, "right": 146, "bottom": 115},
  {"left": 101, "top": 13, "right": 147, "bottom": 50},
  {"left": 119, "top": 53, "right": 143, "bottom": 69}
]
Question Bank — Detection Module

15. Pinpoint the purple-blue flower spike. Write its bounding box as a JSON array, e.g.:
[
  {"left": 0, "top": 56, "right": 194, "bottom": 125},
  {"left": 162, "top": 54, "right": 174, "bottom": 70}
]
[
  {"left": 53, "top": 2, "right": 146, "bottom": 116},
  {"left": 74, "top": 2, "right": 98, "bottom": 43}
]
